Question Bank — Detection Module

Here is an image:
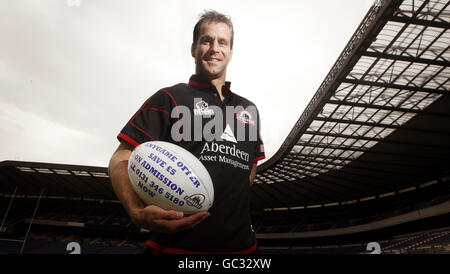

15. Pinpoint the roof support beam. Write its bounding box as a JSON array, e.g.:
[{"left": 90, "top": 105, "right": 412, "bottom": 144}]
[
  {"left": 389, "top": 15, "right": 450, "bottom": 29},
  {"left": 341, "top": 79, "right": 448, "bottom": 95},
  {"left": 296, "top": 142, "right": 449, "bottom": 161},
  {"left": 314, "top": 116, "right": 450, "bottom": 135},
  {"left": 326, "top": 99, "right": 450, "bottom": 118},
  {"left": 362, "top": 51, "right": 449, "bottom": 67},
  {"left": 287, "top": 152, "right": 438, "bottom": 168},
  {"left": 303, "top": 130, "right": 450, "bottom": 149}
]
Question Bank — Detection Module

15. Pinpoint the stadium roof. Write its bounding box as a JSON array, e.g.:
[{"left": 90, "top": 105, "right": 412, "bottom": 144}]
[
  {"left": 0, "top": 0, "right": 449, "bottom": 212},
  {"left": 0, "top": 161, "right": 115, "bottom": 201},
  {"left": 252, "top": 0, "right": 450, "bottom": 210}
]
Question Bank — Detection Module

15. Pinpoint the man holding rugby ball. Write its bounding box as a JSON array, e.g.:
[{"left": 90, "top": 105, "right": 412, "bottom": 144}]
[{"left": 109, "top": 10, "right": 265, "bottom": 254}]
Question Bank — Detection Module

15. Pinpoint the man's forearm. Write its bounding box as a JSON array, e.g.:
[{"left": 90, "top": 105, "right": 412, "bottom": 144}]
[
  {"left": 108, "top": 143, "right": 144, "bottom": 217},
  {"left": 249, "top": 163, "right": 257, "bottom": 185},
  {"left": 108, "top": 142, "right": 209, "bottom": 232}
]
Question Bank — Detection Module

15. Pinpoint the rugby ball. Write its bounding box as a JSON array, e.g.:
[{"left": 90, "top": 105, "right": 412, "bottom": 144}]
[{"left": 128, "top": 141, "right": 214, "bottom": 215}]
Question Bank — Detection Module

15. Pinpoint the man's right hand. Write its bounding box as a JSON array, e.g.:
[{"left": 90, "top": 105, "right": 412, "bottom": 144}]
[
  {"left": 130, "top": 205, "right": 210, "bottom": 234},
  {"left": 109, "top": 142, "right": 210, "bottom": 234}
]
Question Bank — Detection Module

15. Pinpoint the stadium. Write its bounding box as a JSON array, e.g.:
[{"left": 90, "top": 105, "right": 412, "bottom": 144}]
[{"left": 1, "top": 0, "right": 449, "bottom": 254}]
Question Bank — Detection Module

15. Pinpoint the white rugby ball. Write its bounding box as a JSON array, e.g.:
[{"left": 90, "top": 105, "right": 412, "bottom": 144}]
[{"left": 128, "top": 141, "right": 214, "bottom": 215}]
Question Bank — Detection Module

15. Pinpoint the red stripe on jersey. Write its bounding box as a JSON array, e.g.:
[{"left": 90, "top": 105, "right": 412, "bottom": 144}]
[
  {"left": 129, "top": 93, "right": 158, "bottom": 141},
  {"left": 118, "top": 133, "right": 140, "bottom": 147},
  {"left": 129, "top": 120, "right": 156, "bottom": 141},
  {"left": 145, "top": 240, "right": 257, "bottom": 254},
  {"left": 161, "top": 88, "right": 181, "bottom": 142},
  {"left": 188, "top": 80, "right": 214, "bottom": 88},
  {"left": 128, "top": 89, "right": 179, "bottom": 142},
  {"left": 253, "top": 155, "right": 266, "bottom": 163},
  {"left": 143, "top": 107, "right": 171, "bottom": 115}
]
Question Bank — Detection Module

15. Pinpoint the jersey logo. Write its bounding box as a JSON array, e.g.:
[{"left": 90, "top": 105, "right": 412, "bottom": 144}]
[
  {"left": 194, "top": 99, "right": 214, "bottom": 116},
  {"left": 220, "top": 124, "right": 237, "bottom": 143},
  {"left": 236, "top": 110, "right": 256, "bottom": 126}
]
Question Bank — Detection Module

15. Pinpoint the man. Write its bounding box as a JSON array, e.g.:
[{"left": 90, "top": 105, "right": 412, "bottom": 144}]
[{"left": 108, "top": 10, "right": 265, "bottom": 253}]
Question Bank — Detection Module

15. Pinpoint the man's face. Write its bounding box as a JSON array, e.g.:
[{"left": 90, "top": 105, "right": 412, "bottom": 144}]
[{"left": 192, "top": 22, "right": 233, "bottom": 80}]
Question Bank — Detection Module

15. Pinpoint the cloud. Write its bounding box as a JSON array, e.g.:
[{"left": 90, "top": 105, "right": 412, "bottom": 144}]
[{"left": 0, "top": 101, "right": 113, "bottom": 166}]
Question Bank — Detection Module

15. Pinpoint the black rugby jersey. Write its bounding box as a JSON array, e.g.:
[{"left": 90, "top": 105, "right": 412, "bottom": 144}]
[{"left": 118, "top": 74, "right": 265, "bottom": 253}]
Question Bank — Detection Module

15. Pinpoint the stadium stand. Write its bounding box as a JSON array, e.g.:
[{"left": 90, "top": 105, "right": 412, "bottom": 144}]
[
  {"left": 0, "top": 197, "right": 148, "bottom": 254},
  {"left": 382, "top": 227, "right": 450, "bottom": 254},
  {"left": 0, "top": 0, "right": 449, "bottom": 254},
  {"left": 254, "top": 0, "right": 450, "bottom": 210}
]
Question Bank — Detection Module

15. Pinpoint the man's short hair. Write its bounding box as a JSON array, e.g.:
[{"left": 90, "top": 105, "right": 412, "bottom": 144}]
[{"left": 192, "top": 10, "right": 234, "bottom": 49}]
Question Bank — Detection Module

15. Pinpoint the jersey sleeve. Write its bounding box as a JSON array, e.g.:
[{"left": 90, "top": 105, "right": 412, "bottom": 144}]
[
  {"left": 117, "top": 90, "right": 174, "bottom": 148},
  {"left": 253, "top": 107, "right": 265, "bottom": 163}
]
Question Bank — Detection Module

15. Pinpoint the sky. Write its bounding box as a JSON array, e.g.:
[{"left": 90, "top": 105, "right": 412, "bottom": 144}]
[{"left": 0, "top": 0, "right": 376, "bottom": 167}]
